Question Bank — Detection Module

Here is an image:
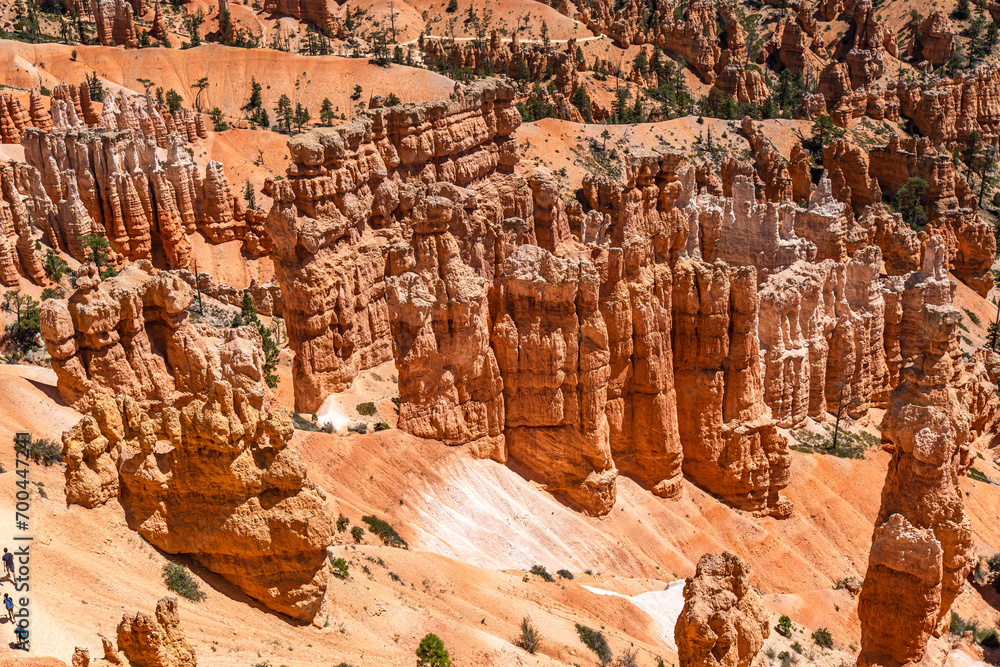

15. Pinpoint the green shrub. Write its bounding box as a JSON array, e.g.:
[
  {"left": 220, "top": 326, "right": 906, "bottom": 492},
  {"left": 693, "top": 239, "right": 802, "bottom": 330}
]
[
  {"left": 336, "top": 514, "right": 349, "bottom": 532},
  {"left": 41, "top": 287, "right": 65, "bottom": 301},
  {"left": 356, "top": 402, "right": 377, "bottom": 416},
  {"left": 969, "top": 467, "right": 992, "bottom": 484},
  {"left": 14, "top": 437, "right": 62, "bottom": 466},
  {"left": 788, "top": 424, "right": 877, "bottom": 459},
  {"left": 530, "top": 564, "right": 554, "bottom": 582},
  {"left": 950, "top": 611, "right": 999, "bottom": 646},
  {"left": 291, "top": 412, "right": 322, "bottom": 431},
  {"left": 348, "top": 423, "right": 368, "bottom": 434},
  {"left": 350, "top": 525, "right": 364, "bottom": 543},
  {"left": 812, "top": 628, "right": 834, "bottom": 649},
  {"left": 557, "top": 569, "right": 574, "bottom": 579},
  {"left": 514, "top": 616, "right": 542, "bottom": 653},
  {"left": 791, "top": 641, "right": 803, "bottom": 654},
  {"left": 329, "top": 556, "right": 349, "bottom": 579},
  {"left": 778, "top": 651, "right": 798, "bottom": 667},
  {"left": 362, "top": 515, "right": 408, "bottom": 549},
  {"left": 575, "top": 624, "right": 612, "bottom": 665},
  {"left": 987, "top": 553, "right": 1000, "bottom": 592},
  {"left": 777, "top": 615, "right": 792, "bottom": 637},
  {"left": 416, "top": 633, "right": 451, "bottom": 667},
  {"left": 162, "top": 562, "right": 206, "bottom": 602},
  {"left": 964, "top": 308, "right": 982, "bottom": 326},
  {"left": 374, "top": 422, "right": 390, "bottom": 431}
]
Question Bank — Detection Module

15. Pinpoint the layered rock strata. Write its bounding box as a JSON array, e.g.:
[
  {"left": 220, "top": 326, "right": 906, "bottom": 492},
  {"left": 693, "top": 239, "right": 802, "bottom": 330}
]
[
  {"left": 0, "top": 160, "right": 47, "bottom": 286},
  {"left": 267, "top": 85, "right": 999, "bottom": 521},
  {"left": 92, "top": 0, "right": 139, "bottom": 47},
  {"left": 262, "top": 0, "right": 341, "bottom": 36}
]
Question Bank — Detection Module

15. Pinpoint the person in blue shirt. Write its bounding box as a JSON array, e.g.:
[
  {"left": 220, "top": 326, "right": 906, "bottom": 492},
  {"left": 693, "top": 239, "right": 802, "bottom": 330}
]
[{"left": 3, "top": 594, "right": 13, "bottom": 622}]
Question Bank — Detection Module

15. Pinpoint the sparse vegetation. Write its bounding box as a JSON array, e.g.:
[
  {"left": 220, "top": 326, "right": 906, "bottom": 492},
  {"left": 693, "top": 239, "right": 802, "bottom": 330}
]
[
  {"left": 351, "top": 525, "right": 365, "bottom": 543},
  {"left": 362, "top": 515, "right": 408, "bottom": 549},
  {"left": 162, "top": 562, "right": 206, "bottom": 602},
  {"left": 777, "top": 615, "right": 793, "bottom": 637},
  {"left": 950, "top": 612, "right": 1000, "bottom": 647},
  {"left": 811, "top": 627, "right": 834, "bottom": 649},
  {"left": 291, "top": 412, "right": 322, "bottom": 431},
  {"left": 789, "top": 424, "right": 878, "bottom": 459},
  {"left": 356, "top": 402, "right": 377, "bottom": 416},
  {"left": 530, "top": 564, "right": 554, "bottom": 582},
  {"left": 3, "top": 290, "right": 41, "bottom": 359},
  {"left": 575, "top": 624, "right": 612, "bottom": 665},
  {"left": 348, "top": 423, "right": 369, "bottom": 434},
  {"left": 969, "top": 467, "right": 993, "bottom": 484},
  {"left": 557, "top": 569, "right": 574, "bottom": 579},
  {"left": 13, "top": 436, "right": 61, "bottom": 466},
  {"left": 231, "top": 293, "right": 280, "bottom": 388},
  {"left": 514, "top": 616, "right": 542, "bottom": 653},
  {"left": 336, "top": 514, "right": 349, "bottom": 532},
  {"left": 329, "top": 556, "right": 349, "bottom": 579}
]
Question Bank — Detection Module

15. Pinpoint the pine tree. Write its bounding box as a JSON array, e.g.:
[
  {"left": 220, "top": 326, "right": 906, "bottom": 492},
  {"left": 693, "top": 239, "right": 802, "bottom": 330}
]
[
  {"left": 571, "top": 86, "right": 593, "bottom": 123},
  {"left": 320, "top": 98, "right": 335, "bottom": 126},
  {"left": 274, "top": 94, "right": 292, "bottom": 132},
  {"left": 416, "top": 634, "right": 452, "bottom": 667}
]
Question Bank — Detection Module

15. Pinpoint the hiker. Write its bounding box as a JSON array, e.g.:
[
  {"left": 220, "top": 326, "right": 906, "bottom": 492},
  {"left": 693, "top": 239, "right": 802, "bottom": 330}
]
[
  {"left": 2, "top": 549, "right": 13, "bottom": 579},
  {"left": 12, "top": 623, "right": 27, "bottom": 650},
  {"left": 3, "top": 594, "right": 12, "bottom": 622}
]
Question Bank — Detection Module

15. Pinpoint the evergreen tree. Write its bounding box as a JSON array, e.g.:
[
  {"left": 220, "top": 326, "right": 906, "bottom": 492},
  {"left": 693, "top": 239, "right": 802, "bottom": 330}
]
[
  {"left": 78, "top": 234, "right": 115, "bottom": 278},
  {"left": 2, "top": 290, "right": 41, "bottom": 358},
  {"left": 320, "top": 98, "right": 336, "bottom": 126},
  {"left": 274, "top": 94, "right": 293, "bottom": 132},
  {"left": 209, "top": 107, "right": 227, "bottom": 131},
  {"left": 633, "top": 50, "right": 649, "bottom": 78},
  {"left": 233, "top": 292, "right": 280, "bottom": 388},
  {"left": 243, "top": 180, "right": 257, "bottom": 211},
  {"left": 571, "top": 86, "right": 593, "bottom": 123},
  {"left": 897, "top": 177, "right": 929, "bottom": 230},
  {"left": 416, "top": 634, "right": 452, "bottom": 667},
  {"left": 294, "top": 103, "right": 311, "bottom": 132},
  {"left": 809, "top": 114, "right": 844, "bottom": 157},
  {"left": 953, "top": 0, "right": 970, "bottom": 20}
]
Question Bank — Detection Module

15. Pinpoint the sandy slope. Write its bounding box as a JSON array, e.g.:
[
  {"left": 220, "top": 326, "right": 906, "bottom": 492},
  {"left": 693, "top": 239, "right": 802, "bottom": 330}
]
[{"left": 0, "top": 40, "right": 456, "bottom": 121}]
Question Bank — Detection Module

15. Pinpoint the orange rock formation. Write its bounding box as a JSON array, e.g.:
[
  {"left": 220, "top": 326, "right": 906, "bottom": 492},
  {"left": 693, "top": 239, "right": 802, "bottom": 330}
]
[
  {"left": 675, "top": 551, "right": 769, "bottom": 667},
  {"left": 858, "top": 238, "right": 976, "bottom": 667}
]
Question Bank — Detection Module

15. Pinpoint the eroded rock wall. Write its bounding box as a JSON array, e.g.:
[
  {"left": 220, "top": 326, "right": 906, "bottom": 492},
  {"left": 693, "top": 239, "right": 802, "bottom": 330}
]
[
  {"left": 63, "top": 382, "right": 332, "bottom": 621},
  {"left": 40, "top": 262, "right": 269, "bottom": 412},
  {"left": 858, "top": 238, "right": 976, "bottom": 667},
  {"left": 22, "top": 128, "right": 254, "bottom": 269}
]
